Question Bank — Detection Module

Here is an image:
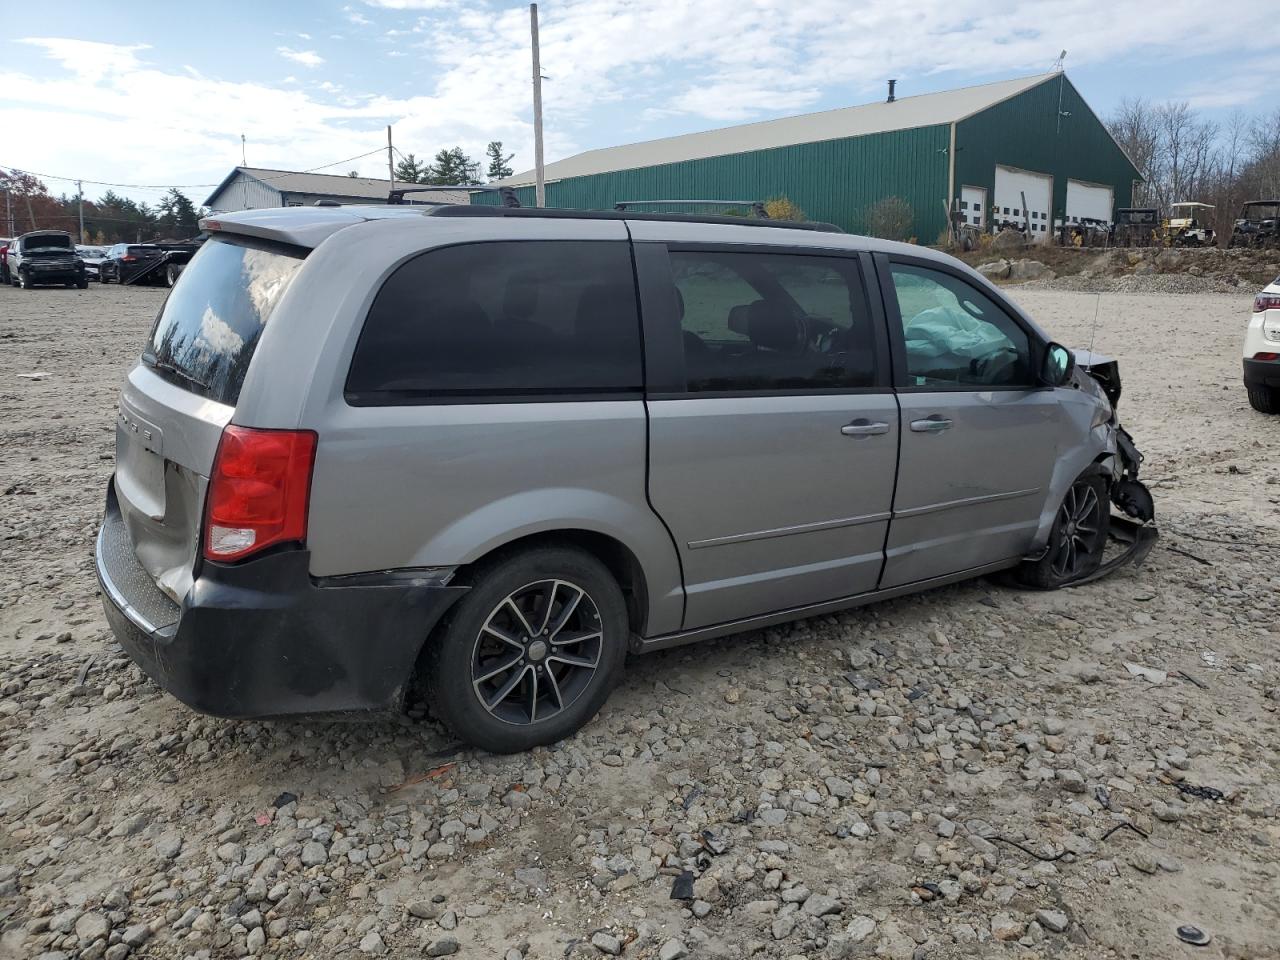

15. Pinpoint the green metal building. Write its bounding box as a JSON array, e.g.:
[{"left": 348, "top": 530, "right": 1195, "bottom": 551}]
[{"left": 481, "top": 72, "right": 1140, "bottom": 241}]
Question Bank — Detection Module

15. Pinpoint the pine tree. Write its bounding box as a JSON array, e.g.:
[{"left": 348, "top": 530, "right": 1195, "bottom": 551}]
[
  {"left": 485, "top": 141, "right": 514, "bottom": 181},
  {"left": 426, "top": 147, "right": 480, "bottom": 186},
  {"left": 394, "top": 153, "right": 428, "bottom": 183},
  {"left": 157, "top": 188, "right": 200, "bottom": 238}
]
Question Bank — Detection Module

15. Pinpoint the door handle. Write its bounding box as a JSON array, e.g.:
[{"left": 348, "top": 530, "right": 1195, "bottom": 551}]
[
  {"left": 910, "top": 416, "right": 953, "bottom": 433},
  {"left": 841, "top": 419, "right": 890, "bottom": 437}
]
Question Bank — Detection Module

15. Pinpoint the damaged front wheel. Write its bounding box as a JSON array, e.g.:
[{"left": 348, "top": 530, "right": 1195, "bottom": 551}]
[{"left": 1018, "top": 475, "right": 1109, "bottom": 589}]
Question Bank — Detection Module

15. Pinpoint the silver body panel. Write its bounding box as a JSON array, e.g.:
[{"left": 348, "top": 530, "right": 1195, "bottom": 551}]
[
  {"left": 882, "top": 389, "right": 1061, "bottom": 587},
  {"left": 647, "top": 394, "right": 898, "bottom": 628},
  {"left": 108, "top": 205, "right": 1117, "bottom": 653},
  {"left": 113, "top": 366, "right": 232, "bottom": 603}
]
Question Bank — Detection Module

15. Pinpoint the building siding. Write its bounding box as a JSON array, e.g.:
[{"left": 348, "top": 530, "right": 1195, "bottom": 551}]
[
  {"left": 955, "top": 75, "right": 1139, "bottom": 222},
  {"left": 478, "top": 124, "right": 954, "bottom": 239},
  {"left": 474, "top": 74, "right": 1135, "bottom": 242},
  {"left": 205, "top": 172, "right": 282, "bottom": 213}
]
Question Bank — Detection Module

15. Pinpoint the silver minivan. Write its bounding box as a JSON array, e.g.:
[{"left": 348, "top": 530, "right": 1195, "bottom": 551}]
[{"left": 96, "top": 204, "right": 1156, "bottom": 752}]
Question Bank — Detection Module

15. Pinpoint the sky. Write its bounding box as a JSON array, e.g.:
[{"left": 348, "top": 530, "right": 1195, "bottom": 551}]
[{"left": 2, "top": 0, "right": 1278, "bottom": 208}]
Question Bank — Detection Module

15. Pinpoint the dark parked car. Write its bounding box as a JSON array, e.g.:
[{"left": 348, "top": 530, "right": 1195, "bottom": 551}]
[
  {"left": 0, "top": 237, "right": 11, "bottom": 285},
  {"left": 7, "top": 231, "right": 87, "bottom": 289},
  {"left": 100, "top": 240, "right": 204, "bottom": 285},
  {"left": 99, "top": 244, "right": 166, "bottom": 284}
]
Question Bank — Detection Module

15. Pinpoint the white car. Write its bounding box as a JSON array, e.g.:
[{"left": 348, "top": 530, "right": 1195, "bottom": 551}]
[
  {"left": 1246, "top": 277, "right": 1280, "bottom": 413},
  {"left": 77, "top": 244, "right": 109, "bottom": 282}
]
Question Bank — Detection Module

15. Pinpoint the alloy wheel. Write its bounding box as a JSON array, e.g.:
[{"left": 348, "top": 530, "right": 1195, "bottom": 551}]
[
  {"left": 1050, "top": 481, "right": 1103, "bottom": 579},
  {"left": 471, "top": 579, "right": 603, "bottom": 725}
]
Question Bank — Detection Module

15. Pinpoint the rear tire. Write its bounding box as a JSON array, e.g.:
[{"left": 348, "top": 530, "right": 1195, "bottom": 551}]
[
  {"left": 1017, "top": 475, "right": 1109, "bottom": 589},
  {"left": 1248, "top": 384, "right": 1280, "bottom": 414},
  {"left": 166, "top": 264, "right": 180, "bottom": 287},
  {"left": 77, "top": 278, "right": 89, "bottom": 290},
  {"left": 18, "top": 271, "right": 32, "bottom": 290},
  {"left": 423, "top": 546, "right": 628, "bottom": 753}
]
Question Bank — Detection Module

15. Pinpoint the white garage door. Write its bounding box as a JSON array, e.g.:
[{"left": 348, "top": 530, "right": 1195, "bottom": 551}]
[
  {"left": 994, "top": 165, "right": 1052, "bottom": 243},
  {"left": 1065, "top": 180, "right": 1114, "bottom": 226}
]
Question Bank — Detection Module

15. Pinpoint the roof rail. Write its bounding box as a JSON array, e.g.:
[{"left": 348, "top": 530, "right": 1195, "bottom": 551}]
[
  {"left": 613, "top": 199, "right": 770, "bottom": 219},
  {"left": 388, "top": 184, "right": 521, "bottom": 207},
  {"left": 421, "top": 206, "right": 843, "bottom": 233}
]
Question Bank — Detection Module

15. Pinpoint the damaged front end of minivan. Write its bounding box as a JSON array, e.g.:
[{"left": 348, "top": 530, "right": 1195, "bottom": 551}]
[{"left": 1054, "top": 350, "right": 1158, "bottom": 586}]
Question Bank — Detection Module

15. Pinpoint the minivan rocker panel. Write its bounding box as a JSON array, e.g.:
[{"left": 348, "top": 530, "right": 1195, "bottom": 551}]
[{"left": 97, "top": 205, "right": 1156, "bottom": 752}]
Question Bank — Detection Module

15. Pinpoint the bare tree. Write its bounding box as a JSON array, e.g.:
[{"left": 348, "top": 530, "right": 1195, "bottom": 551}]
[{"left": 1107, "top": 97, "right": 1161, "bottom": 206}]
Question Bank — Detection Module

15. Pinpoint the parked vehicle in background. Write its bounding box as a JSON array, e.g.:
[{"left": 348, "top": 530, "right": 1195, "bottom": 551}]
[
  {"left": 0, "top": 237, "right": 11, "bottom": 285},
  {"left": 100, "top": 240, "right": 203, "bottom": 285},
  {"left": 1113, "top": 208, "right": 1160, "bottom": 247},
  {"left": 7, "top": 231, "right": 87, "bottom": 289},
  {"left": 151, "top": 238, "right": 204, "bottom": 286},
  {"left": 1231, "top": 200, "right": 1280, "bottom": 249},
  {"left": 1166, "top": 202, "right": 1215, "bottom": 247},
  {"left": 1245, "top": 277, "right": 1280, "bottom": 413},
  {"left": 77, "top": 244, "right": 109, "bottom": 281},
  {"left": 99, "top": 244, "right": 165, "bottom": 284},
  {"left": 96, "top": 204, "right": 1157, "bottom": 753}
]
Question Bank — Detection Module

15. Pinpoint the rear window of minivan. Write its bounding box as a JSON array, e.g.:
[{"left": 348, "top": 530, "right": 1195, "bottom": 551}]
[{"left": 143, "top": 238, "right": 303, "bottom": 406}]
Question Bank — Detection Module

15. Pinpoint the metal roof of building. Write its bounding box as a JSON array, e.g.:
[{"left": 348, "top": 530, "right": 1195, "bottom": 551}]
[
  {"left": 204, "top": 167, "right": 469, "bottom": 206},
  {"left": 498, "top": 73, "right": 1058, "bottom": 187}
]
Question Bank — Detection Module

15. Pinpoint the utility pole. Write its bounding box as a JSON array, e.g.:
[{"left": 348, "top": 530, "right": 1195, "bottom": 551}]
[
  {"left": 4, "top": 187, "right": 12, "bottom": 238},
  {"left": 530, "top": 3, "right": 546, "bottom": 208},
  {"left": 387, "top": 125, "right": 395, "bottom": 195},
  {"left": 77, "top": 180, "right": 85, "bottom": 242},
  {"left": 240, "top": 133, "right": 249, "bottom": 210}
]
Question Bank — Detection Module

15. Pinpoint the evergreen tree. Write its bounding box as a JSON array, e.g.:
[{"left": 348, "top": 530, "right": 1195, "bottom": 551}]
[
  {"left": 157, "top": 188, "right": 200, "bottom": 238},
  {"left": 485, "top": 141, "right": 514, "bottom": 181},
  {"left": 394, "top": 153, "right": 428, "bottom": 183},
  {"left": 426, "top": 147, "right": 480, "bottom": 186}
]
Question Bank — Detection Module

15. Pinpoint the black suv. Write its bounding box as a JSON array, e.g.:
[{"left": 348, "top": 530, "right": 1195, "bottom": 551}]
[{"left": 9, "top": 231, "right": 87, "bottom": 289}]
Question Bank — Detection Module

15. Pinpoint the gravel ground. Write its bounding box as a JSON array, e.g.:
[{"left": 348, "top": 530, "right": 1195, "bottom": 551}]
[{"left": 1, "top": 283, "right": 1278, "bottom": 960}]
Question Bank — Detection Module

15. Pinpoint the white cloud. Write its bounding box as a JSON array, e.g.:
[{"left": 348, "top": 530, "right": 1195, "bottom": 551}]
[
  {"left": 277, "top": 47, "right": 325, "bottom": 68},
  {"left": 364, "top": 0, "right": 456, "bottom": 8},
  {"left": 343, "top": 6, "right": 372, "bottom": 26}
]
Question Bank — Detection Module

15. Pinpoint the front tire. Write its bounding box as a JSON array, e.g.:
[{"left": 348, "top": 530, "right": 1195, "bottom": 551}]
[
  {"left": 423, "top": 546, "right": 628, "bottom": 753},
  {"left": 1248, "top": 384, "right": 1280, "bottom": 414},
  {"left": 1018, "top": 475, "right": 1109, "bottom": 588}
]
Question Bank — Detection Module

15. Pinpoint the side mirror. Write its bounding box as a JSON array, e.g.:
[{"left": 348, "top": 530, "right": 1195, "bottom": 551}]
[{"left": 1042, "top": 342, "right": 1074, "bottom": 386}]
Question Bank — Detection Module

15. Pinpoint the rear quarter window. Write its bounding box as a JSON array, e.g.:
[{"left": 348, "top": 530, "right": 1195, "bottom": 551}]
[
  {"left": 145, "top": 238, "right": 303, "bottom": 406},
  {"left": 346, "top": 240, "right": 642, "bottom": 402}
]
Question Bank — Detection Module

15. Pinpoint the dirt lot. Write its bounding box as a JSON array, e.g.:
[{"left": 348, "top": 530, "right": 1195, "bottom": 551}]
[{"left": 1, "top": 282, "right": 1278, "bottom": 960}]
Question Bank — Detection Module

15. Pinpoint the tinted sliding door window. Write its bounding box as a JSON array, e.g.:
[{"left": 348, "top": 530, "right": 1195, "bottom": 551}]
[
  {"left": 346, "top": 241, "right": 642, "bottom": 402},
  {"left": 670, "top": 251, "right": 875, "bottom": 392}
]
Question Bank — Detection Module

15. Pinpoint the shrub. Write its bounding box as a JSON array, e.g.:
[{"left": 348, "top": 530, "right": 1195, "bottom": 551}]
[
  {"left": 867, "top": 196, "right": 914, "bottom": 241},
  {"left": 764, "top": 196, "right": 806, "bottom": 221}
]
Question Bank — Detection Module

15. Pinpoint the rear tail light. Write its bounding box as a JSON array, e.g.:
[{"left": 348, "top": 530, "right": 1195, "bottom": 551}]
[
  {"left": 1253, "top": 352, "right": 1279, "bottom": 362},
  {"left": 204, "top": 426, "right": 317, "bottom": 562},
  {"left": 1253, "top": 293, "right": 1280, "bottom": 312},
  {"left": 122, "top": 255, "right": 137, "bottom": 262}
]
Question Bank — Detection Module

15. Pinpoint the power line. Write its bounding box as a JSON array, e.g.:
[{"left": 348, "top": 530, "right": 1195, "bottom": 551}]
[{"left": 0, "top": 146, "right": 389, "bottom": 192}]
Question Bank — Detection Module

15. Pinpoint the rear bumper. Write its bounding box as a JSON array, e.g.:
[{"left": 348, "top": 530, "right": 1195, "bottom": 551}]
[
  {"left": 96, "top": 480, "right": 467, "bottom": 719},
  {"left": 1244, "top": 356, "right": 1280, "bottom": 389}
]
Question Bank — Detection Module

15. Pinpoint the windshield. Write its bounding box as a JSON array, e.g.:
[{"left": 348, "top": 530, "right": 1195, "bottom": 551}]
[{"left": 144, "top": 238, "right": 304, "bottom": 405}]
